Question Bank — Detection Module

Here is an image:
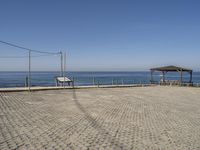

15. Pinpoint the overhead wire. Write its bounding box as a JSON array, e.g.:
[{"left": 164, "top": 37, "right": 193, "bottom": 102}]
[
  {"left": 0, "top": 40, "right": 61, "bottom": 55},
  {"left": 0, "top": 53, "right": 59, "bottom": 58}
]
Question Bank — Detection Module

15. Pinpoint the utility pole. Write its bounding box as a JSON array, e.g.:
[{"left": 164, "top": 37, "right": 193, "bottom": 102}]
[{"left": 28, "top": 50, "right": 31, "bottom": 91}]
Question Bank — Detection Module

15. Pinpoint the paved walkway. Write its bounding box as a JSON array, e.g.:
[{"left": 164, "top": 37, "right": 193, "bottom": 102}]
[{"left": 0, "top": 86, "right": 200, "bottom": 149}]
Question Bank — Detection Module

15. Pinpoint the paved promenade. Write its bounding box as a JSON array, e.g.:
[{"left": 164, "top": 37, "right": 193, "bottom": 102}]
[{"left": 0, "top": 86, "right": 200, "bottom": 149}]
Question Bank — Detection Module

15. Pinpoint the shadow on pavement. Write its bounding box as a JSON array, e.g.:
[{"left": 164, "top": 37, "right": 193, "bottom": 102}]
[{"left": 72, "top": 89, "right": 127, "bottom": 149}]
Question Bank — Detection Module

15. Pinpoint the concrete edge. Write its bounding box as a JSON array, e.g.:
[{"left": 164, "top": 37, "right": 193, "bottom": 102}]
[{"left": 0, "top": 84, "right": 155, "bottom": 92}]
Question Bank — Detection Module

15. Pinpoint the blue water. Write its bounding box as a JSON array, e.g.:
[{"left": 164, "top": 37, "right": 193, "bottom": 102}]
[{"left": 0, "top": 71, "right": 200, "bottom": 87}]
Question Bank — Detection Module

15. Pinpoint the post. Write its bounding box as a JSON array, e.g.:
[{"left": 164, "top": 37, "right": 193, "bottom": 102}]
[
  {"left": 63, "top": 52, "right": 66, "bottom": 88},
  {"left": 151, "top": 70, "right": 153, "bottom": 83},
  {"left": 180, "top": 70, "right": 183, "bottom": 85},
  {"left": 162, "top": 71, "right": 165, "bottom": 83},
  {"left": 55, "top": 78, "right": 58, "bottom": 87},
  {"left": 72, "top": 77, "right": 74, "bottom": 88},
  {"left": 60, "top": 51, "right": 64, "bottom": 87},
  {"left": 28, "top": 50, "right": 31, "bottom": 91},
  {"left": 25, "top": 76, "right": 28, "bottom": 87},
  {"left": 121, "top": 79, "right": 124, "bottom": 85},
  {"left": 60, "top": 51, "right": 63, "bottom": 77},
  {"left": 93, "top": 77, "right": 95, "bottom": 85},
  {"left": 189, "top": 71, "right": 192, "bottom": 83},
  {"left": 112, "top": 78, "right": 114, "bottom": 85}
]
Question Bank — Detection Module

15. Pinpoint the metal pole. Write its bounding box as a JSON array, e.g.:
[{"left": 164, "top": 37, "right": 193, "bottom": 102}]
[
  {"left": 64, "top": 52, "right": 66, "bottom": 88},
  {"left": 60, "top": 51, "right": 63, "bottom": 77},
  {"left": 60, "top": 51, "right": 63, "bottom": 87},
  {"left": 25, "top": 76, "right": 28, "bottom": 87},
  {"left": 28, "top": 50, "right": 31, "bottom": 91},
  {"left": 72, "top": 77, "right": 74, "bottom": 88},
  {"left": 93, "top": 77, "right": 95, "bottom": 85}
]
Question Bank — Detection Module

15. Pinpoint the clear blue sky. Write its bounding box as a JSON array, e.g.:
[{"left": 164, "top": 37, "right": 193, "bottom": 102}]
[{"left": 0, "top": 0, "right": 200, "bottom": 71}]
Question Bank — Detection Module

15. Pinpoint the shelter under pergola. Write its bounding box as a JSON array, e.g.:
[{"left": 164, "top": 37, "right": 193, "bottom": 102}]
[{"left": 150, "top": 65, "right": 193, "bottom": 84}]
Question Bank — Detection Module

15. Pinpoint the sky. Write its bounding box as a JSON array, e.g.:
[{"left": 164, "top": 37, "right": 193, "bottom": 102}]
[{"left": 0, "top": 0, "right": 200, "bottom": 71}]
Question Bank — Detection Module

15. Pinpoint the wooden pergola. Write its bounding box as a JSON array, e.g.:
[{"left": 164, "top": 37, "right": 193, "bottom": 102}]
[{"left": 150, "top": 65, "right": 193, "bottom": 84}]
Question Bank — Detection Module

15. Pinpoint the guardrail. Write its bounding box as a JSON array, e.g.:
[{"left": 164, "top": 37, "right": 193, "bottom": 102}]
[
  {"left": 1, "top": 72, "right": 200, "bottom": 88},
  {"left": 0, "top": 74, "right": 151, "bottom": 88}
]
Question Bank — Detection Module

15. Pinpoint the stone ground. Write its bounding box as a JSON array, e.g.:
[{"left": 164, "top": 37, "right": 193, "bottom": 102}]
[{"left": 0, "top": 86, "right": 200, "bottom": 150}]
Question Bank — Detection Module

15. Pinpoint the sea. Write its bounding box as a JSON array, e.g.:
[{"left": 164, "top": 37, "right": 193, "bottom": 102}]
[{"left": 0, "top": 71, "right": 200, "bottom": 88}]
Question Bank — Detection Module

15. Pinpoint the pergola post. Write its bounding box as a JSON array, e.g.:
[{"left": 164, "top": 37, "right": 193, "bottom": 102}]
[
  {"left": 162, "top": 71, "right": 165, "bottom": 83},
  {"left": 180, "top": 69, "right": 183, "bottom": 84},
  {"left": 150, "top": 70, "right": 153, "bottom": 83},
  {"left": 189, "top": 71, "right": 193, "bottom": 83}
]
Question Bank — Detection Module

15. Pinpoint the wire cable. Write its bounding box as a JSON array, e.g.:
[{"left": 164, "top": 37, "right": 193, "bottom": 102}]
[
  {"left": 0, "top": 53, "right": 60, "bottom": 58},
  {"left": 0, "top": 40, "right": 61, "bottom": 55}
]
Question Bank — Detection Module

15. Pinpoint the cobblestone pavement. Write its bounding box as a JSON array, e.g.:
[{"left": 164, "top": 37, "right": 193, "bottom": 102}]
[{"left": 0, "top": 86, "right": 200, "bottom": 150}]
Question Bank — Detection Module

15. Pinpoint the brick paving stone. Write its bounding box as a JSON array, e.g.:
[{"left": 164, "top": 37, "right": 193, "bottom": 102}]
[{"left": 0, "top": 86, "right": 200, "bottom": 149}]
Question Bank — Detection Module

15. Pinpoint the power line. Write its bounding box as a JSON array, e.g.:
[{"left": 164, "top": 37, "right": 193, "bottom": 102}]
[{"left": 0, "top": 40, "right": 60, "bottom": 55}]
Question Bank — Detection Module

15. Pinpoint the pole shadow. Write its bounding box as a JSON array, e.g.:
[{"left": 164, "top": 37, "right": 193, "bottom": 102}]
[{"left": 72, "top": 89, "right": 127, "bottom": 149}]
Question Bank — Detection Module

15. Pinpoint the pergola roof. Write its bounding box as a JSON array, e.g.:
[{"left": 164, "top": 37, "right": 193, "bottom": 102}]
[{"left": 150, "top": 65, "right": 192, "bottom": 72}]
